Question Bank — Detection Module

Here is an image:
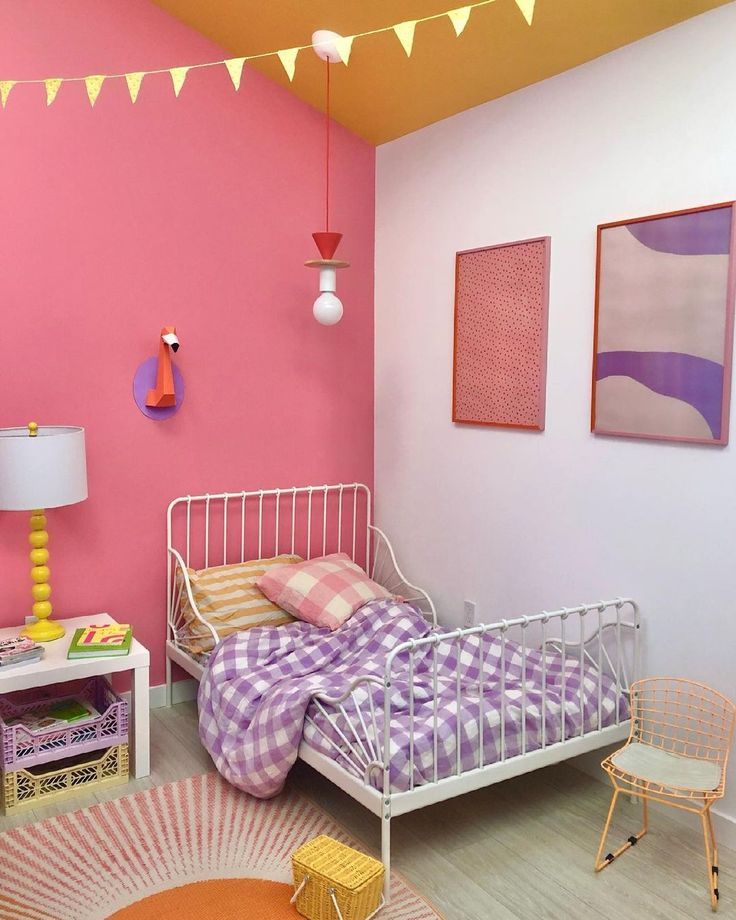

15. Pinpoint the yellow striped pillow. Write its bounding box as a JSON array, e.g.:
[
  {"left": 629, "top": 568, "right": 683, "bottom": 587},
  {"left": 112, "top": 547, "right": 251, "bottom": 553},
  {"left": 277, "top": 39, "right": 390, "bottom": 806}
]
[{"left": 176, "top": 554, "right": 302, "bottom": 654}]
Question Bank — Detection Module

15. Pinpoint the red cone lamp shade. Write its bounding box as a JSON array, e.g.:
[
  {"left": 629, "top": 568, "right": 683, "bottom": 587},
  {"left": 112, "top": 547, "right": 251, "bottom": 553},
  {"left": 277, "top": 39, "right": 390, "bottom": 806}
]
[{"left": 312, "top": 231, "right": 343, "bottom": 260}]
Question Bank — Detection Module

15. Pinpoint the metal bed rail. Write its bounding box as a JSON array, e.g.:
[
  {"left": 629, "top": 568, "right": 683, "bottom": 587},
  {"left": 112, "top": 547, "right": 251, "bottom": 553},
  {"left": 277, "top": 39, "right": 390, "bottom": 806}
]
[
  {"left": 309, "top": 598, "right": 640, "bottom": 900},
  {"left": 383, "top": 598, "right": 639, "bottom": 791}
]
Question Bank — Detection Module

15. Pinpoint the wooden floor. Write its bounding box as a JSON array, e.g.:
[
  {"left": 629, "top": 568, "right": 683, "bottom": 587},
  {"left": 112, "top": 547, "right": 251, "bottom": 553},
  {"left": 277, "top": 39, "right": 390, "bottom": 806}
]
[{"left": 2, "top": 701, "right": 734, "bottom": 919}]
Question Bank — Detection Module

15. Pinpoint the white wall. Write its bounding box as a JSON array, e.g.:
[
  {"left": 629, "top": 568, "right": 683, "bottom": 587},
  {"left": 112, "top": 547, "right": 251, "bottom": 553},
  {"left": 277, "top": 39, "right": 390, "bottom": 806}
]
[{"left": 375, "top": 3, "right": 736, "bottom": 833}]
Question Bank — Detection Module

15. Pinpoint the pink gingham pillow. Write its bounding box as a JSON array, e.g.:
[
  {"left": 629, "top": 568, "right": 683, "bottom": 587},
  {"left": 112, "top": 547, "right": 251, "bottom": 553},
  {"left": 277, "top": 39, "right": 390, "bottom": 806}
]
[{"left": 256, "top": 553, "right": 392, "bottom": 630}]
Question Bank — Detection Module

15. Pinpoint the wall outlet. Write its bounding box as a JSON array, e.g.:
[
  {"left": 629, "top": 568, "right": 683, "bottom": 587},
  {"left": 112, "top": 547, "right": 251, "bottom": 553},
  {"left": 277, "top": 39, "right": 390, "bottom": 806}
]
[
  {"left": 463, "top": 600, "right": 477, "bottom": 628},
  {"left": 25, "top": 616, "right": 37, "bottom": 625}
]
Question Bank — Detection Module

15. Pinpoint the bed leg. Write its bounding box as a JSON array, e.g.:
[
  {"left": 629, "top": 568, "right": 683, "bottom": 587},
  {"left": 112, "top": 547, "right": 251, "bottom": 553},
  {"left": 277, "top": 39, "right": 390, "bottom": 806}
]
[
  {"left": 165, "top": 655, "right": 173, "bottom": 708},
  {"left": 381, "top": 806, "right": 391, "bottom": 904}
]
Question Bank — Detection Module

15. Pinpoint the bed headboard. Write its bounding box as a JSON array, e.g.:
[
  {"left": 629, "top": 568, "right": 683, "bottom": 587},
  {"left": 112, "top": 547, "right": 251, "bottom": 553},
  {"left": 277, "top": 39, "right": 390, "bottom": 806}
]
[
  {"left": 167, "top": 482, "right": 371, "bottom": 573},
  {"left": 166, "top": 483, "right": 436, "bottom": 650}
]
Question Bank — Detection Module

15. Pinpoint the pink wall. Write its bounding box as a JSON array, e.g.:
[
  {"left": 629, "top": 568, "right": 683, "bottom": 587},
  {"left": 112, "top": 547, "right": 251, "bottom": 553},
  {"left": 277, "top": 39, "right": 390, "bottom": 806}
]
[{"left": 0, "top": 0, "right": 375, "bottom": 685}]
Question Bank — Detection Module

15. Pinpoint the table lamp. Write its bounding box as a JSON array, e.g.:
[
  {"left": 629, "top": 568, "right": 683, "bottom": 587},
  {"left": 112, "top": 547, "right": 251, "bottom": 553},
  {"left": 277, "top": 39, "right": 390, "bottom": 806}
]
[{"left": 0, "top": 423, "right": 88, "bottom": 641}]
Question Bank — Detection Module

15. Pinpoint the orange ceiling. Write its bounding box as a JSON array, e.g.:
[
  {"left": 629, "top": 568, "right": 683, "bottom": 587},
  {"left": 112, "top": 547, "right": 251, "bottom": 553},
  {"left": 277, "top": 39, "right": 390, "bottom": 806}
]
[{"left": 152, "top": 0, "right": 731, "bottom": 144}]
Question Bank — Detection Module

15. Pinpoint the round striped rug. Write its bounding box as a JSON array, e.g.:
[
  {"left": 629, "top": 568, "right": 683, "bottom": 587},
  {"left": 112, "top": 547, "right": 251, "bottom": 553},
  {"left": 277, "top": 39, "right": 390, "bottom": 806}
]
[{"left": 0, "top": 773, "right": 440, "bottom": 920}]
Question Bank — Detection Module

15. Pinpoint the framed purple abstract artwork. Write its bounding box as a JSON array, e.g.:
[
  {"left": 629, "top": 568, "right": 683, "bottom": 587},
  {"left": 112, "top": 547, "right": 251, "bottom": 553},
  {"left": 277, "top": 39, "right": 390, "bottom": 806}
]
[
  {"left": 453, "top": 237, "right": 551, "bottom": 430},
  {"left": 592, "top": 202, "right": 736, "bottom": 445}
]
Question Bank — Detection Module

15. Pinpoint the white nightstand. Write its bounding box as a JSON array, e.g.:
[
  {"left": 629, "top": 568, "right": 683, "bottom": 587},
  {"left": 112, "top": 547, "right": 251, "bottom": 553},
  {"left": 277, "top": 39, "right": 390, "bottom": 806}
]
[{"left": 0, "top": 614, "right": 150, "bottom": 778}]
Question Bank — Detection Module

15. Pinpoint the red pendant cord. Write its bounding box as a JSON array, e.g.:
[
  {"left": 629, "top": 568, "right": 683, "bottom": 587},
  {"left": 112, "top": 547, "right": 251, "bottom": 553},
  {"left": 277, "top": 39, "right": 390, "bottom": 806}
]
[{"left": 325, "top": 58, "right": 331, "bottom": 233}]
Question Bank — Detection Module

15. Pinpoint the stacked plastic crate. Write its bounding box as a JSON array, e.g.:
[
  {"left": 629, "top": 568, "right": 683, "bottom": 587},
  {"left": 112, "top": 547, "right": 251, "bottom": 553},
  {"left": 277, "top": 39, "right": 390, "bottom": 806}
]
[{"left": 0, "top": 677, "right": 129, "bottom": 814}]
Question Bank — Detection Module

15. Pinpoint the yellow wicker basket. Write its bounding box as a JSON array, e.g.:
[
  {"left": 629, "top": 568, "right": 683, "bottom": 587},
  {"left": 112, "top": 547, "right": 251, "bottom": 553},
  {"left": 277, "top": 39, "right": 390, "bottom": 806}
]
[{"left": 291, "top": 835, "right": 385, "bottom": 920}]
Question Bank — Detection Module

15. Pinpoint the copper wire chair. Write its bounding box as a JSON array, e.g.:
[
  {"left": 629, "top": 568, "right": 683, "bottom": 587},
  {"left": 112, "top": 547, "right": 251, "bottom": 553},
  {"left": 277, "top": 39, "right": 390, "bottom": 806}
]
[{"left": 594, "top": 678, "right": 736, "bottom": 911}]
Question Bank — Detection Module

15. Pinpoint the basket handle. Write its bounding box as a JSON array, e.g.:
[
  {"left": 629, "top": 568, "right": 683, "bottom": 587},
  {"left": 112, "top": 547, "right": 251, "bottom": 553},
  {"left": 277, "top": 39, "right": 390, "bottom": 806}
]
[
  {"left": 328, "top": 889, "right": 345, "bottom": 920},
  {"left": 290, "top": 875, "right": 385, "bottom": 920},
  {"left": 290, "top": 875, "right": 309, "bottom": 904},
  {"left": 362, "top": 894, "right": 385, "bottom": 919}
]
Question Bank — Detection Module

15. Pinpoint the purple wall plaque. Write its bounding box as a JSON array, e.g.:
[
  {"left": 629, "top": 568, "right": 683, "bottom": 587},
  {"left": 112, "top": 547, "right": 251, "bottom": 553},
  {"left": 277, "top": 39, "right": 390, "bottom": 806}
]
[{"left": 133, "top": 357, "right": 185, "bottom": 420}]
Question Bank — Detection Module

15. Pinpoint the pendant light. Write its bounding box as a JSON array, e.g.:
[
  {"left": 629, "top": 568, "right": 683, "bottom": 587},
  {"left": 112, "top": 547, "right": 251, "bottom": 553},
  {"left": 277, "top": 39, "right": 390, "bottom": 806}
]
[{"left": 306, "top": 30, "right": 350, "bottom": 326}]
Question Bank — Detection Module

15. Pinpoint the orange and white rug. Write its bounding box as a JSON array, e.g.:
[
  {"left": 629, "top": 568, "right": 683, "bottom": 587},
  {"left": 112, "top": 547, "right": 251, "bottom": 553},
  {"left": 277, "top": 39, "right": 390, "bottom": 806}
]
[{"left": 0, "top": 773, "right": 440, "bottom": 920}]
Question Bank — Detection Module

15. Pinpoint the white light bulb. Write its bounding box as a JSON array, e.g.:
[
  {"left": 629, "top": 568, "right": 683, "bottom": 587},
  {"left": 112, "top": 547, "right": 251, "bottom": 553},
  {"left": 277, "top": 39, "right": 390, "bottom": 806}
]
[{"left": 313, "top": 291, "right": 343, "bottom": 325}]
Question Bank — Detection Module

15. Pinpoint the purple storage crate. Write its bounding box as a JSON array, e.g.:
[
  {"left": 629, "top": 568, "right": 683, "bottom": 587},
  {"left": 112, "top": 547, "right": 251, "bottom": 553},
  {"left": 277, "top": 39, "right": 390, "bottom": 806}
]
[{"left": 0, "top": 677, "right": 128, "bottom": 771}]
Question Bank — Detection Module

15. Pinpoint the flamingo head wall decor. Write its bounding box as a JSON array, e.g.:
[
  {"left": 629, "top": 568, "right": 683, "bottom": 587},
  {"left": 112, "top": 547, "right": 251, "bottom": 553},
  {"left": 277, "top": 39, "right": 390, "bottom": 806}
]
[
  {"left": 132, "top": 325, "right": 185, "bottom": 420},
  {"left": 146, "top": 326, "right": 179, "bottom": 409},
  {"left": 146, "top": 325, "right": 181, "bottom": 408},
  {"left": 161, "top": 327, "right": 180, "bottom": 353}
]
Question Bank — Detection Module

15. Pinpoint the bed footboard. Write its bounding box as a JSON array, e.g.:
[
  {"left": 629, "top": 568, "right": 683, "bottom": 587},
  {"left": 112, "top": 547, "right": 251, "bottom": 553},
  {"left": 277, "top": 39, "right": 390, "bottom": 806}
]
[
  {"left": 383, "top": 598, "right": 638, "bottom": 794},
  {"left": 309, "top": 598, "right": 640, "bottom": 901}
]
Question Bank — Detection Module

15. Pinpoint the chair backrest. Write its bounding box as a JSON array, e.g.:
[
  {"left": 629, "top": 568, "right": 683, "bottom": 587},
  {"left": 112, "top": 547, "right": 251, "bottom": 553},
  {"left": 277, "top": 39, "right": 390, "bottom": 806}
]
[{"left": 630, "top": 677, "right": 736, "bottom": 769}]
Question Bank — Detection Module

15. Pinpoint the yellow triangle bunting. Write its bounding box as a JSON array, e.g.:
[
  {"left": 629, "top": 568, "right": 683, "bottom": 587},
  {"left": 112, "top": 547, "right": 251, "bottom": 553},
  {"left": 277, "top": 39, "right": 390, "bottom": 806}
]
[
  {"left": 393, "top": 20, "right": 418, "bottom": 57},
  {"left": 515, "top": 0, "right": 536, "bottom": 25},
  {"left": 125, "top": 72, "right": 145, "bottom": 103},
  {"left": 0, "top": 80, "right": 15, "bottom": 108},
  {"left": 224, "top": 57, "right": 246, "bottom": 91},
  {"left": 277, "top": 48, "right": 299, "bottom": 82},
  {"left": 0, "top": 0, "right": 532, "bottom": 104},
  {"left": 448, "top": 6, "right": 472, "bottom": 37},
  {"left": 334, "top": 35, "right": 355, "bottom": 65},
  {"left": 45, "top": 78, "right": 62, "bottom": 106},
  {"left": 85, "top": 74, "right": 105, "bottom": 107},
  {"left": 170, "top": 66, "right": 189, "bottom": 97}
]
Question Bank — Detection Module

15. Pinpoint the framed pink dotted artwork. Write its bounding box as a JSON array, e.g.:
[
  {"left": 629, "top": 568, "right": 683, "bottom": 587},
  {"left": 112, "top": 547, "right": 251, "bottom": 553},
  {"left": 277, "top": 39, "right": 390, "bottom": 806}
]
[{"left": 452, "top": 236, "right": 551, "bottom": 430}]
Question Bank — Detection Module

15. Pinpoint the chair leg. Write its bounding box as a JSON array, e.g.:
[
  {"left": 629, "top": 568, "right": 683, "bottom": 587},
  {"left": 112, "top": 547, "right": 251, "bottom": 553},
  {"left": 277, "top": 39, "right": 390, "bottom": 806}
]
[
  {"left": 706, "top": 809, "right": 719, "bottom": 878},
  {"left": 594, "top": 787, "right": 649, "bottom": 872},
  {"left": 702, "top": 809, "right": 719, "bottom": 911}
]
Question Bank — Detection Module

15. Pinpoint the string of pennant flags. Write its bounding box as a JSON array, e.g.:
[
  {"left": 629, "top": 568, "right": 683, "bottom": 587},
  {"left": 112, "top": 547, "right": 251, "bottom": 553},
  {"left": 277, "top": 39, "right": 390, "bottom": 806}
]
[{"left": 0, "top": 0, "right": 536, "bottom": 110}]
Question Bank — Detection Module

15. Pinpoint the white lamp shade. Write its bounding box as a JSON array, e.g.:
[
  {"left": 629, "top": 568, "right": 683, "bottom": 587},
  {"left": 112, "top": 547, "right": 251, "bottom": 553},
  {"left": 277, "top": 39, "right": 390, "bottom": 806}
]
[{"left": 0, "top": 426, "right": 88, "bottom": 511}]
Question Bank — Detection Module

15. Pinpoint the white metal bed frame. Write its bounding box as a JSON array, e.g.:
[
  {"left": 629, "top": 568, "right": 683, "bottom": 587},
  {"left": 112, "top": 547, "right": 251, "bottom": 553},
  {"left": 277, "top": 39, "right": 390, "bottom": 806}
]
[{"left": 166, "top": 483, "right": 640, "bottom": 903}]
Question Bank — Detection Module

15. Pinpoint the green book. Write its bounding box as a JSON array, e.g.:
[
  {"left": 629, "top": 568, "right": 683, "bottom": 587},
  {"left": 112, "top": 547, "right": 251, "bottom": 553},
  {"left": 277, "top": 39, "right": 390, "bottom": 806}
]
[
  {"left": 67, "top": 625, "right": 132, "bottom": 659},
  {"left": 47, "top": 698, "right": 95, "bottom": 723}
]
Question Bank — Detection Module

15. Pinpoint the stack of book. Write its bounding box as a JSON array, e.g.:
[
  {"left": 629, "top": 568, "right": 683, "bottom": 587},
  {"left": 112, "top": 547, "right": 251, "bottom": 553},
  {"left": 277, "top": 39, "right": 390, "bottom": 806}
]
[
  {"left": 5, "top": 696, "right": 99, "bottom": 734},
  {"left": 67, "top": 624, "right": 132, "bottom": 659},
  {"left": 0, "top": 636, "right": 44, "bottom": 670}
]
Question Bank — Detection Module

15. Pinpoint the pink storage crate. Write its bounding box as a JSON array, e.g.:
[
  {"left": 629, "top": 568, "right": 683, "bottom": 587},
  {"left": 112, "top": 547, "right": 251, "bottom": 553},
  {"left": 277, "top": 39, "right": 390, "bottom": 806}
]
[{"left": 0, "top": 677, "right": 128, "bottom": 771}]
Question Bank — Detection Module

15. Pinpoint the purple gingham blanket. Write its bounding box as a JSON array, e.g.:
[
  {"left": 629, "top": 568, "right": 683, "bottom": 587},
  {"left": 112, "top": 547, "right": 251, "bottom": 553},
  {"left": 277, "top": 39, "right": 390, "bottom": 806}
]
[{"left": 198, "top": 599, "right": 628, "bottom": 798}]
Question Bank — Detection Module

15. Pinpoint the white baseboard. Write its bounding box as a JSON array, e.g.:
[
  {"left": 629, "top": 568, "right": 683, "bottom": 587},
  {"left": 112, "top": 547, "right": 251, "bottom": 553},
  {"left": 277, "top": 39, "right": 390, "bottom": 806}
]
[
  {"left": 156, "top": 678, "right": 199, "bottom": 708},
  {"left": 572, "top": 750, "right": 736, "bottom": 851},
  {"left": 120, "top": 678, "right": 199, "bottom": 711}
]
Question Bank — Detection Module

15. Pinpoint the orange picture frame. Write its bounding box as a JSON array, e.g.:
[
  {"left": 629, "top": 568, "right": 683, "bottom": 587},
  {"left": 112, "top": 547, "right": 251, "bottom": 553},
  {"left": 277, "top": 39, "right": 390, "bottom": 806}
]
[{"left": 452, "top": 236, "right": 551, "bottom": 430}]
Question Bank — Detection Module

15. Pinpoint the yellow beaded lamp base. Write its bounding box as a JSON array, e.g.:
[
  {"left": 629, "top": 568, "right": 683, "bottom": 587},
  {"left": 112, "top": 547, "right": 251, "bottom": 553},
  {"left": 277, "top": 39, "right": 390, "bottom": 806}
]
[
  {"left": 21, "top": 617, "right": 65, "bottom": 643},
  {"left": 19, "top": 508, "right": 65, "bottom": 642}
]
